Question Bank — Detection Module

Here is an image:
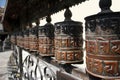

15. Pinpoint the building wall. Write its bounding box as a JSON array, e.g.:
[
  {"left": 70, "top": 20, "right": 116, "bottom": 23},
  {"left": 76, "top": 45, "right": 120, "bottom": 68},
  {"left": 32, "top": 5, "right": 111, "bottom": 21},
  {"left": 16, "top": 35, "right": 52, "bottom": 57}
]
[{"left": 0, "top": 7, "right": 4, "bottom": 16}]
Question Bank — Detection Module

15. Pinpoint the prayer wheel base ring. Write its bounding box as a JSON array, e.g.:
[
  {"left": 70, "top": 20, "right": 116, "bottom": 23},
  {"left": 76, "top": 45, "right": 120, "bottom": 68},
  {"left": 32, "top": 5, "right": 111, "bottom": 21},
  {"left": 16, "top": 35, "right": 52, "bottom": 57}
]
[
  {"left": 86, "top": 69, "right": 120, "bottom": 79},
  {"left": 39, "top": 53, "right": 54, "bottom": 57},
  {"left": 55, "top": 59, "right": 83, "bottom": 64}
]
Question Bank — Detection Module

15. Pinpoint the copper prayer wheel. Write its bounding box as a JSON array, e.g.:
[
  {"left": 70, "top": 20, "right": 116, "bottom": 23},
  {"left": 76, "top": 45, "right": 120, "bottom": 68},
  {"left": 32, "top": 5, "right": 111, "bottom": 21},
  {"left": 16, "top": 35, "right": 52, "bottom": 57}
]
[
  {"left": 38, "top": 26, "right": 45, "bottom": 53},
  {"left": 23, "top": 30, "right": 26, "bottom": 49},
  {"left": 19, "top": 31, "right": 24, "bottom": 48},
  {"left": 54, "top": 8, "right": 83, "bottom": 63},
  {"left": 38, "top": 16, "right": 54, "bottom": 56},
  {"left": 26, "top": 29, "right": 30, "bottom": 50},
  {"left": 10, "top": 34, "right": 14, "bottom": 44},
  {"left": 85, "top": 0, "right": 120, "bottom": 79},
  {"left": 10, "top": 33, "right": 16, "bottom": 45},
  {"left": 38, "top": 26, "right": 54, "bottom": 56},
  {"left": 23, "top": 29, "right": 29, "bottom": 49},
  {"left": 29, "top": 27, "right": 38, "bottom": 51},
  {"left": 17, "top": 32, "right": 19, "bottom": 46},
  {"left": 16, "top": 33, "right": 18, "bottom": 46},
  {"left": 17, "top": 32, "right": 20, "bottom": 46}
]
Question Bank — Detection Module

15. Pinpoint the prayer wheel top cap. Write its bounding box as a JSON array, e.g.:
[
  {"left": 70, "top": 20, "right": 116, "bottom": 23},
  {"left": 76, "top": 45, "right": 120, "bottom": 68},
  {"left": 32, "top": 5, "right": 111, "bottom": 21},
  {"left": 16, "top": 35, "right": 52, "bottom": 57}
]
[
  {"left": 99, "top": 0, "right": 112, "bottom": 13},
  {"left": 43, "top": 15, "right": 54, "bottom": 38},
  {"left": 55, "top": 8, "right": 82, "bottom": 25},
  {"left": 35, "top": 18, "right": 40, "bottom": 26},
  {"left": 44, "top": 15, "right": 54, "bottom": 28},
  {"left": 85, "top": 0, "right": 120, "bottom": 21},
  {"left": 54, "top": 8, "right": 83, "bottom": 36},
  {"left": 30, "top": 27, "right": 38, "bottom": 36}
]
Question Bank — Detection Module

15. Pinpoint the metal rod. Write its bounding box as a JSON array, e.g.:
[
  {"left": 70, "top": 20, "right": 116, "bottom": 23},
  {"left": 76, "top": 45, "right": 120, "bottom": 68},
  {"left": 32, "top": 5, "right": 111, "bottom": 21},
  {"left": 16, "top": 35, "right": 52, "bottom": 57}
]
[{"left": 19, "top": 47, "right": 23, "bottom": 80}]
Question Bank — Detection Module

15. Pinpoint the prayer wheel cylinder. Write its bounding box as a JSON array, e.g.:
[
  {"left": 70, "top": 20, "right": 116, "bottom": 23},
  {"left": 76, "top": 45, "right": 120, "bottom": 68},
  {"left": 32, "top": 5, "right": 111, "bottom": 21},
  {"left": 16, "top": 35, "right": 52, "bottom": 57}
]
[
  {"left": 38, "top": 26, "right": 45, "bottom": 53},
  {"left": 20, "top": 32, "right": 24, "bottom": 47},
  {"left": 10, "top": 33, "right": 16, "bottom": 45},
  {"left": 24, "top": 29, "right": 29, "bottom": 49},
  {"left": 54, "top": 8, "right": 83, "bottom": 63},
  {"left": 38, "top": 21, "right": 54, "bottom": 56},
  {"left": 29, "top": 27, "right": 38, "bottom": 51},
  {"left": 85, "top": 0, "right": 120, "bottom": 79},
  {"left": 17, "top": 32, "right": 20, "bottom": 46}
]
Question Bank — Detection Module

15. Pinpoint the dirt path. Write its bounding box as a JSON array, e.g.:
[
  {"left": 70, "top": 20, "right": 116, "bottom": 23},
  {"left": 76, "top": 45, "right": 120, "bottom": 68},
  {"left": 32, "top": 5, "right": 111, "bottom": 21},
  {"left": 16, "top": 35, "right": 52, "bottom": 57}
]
[{"left": 0, "top": 50, "right": 12, "bottom": 80}]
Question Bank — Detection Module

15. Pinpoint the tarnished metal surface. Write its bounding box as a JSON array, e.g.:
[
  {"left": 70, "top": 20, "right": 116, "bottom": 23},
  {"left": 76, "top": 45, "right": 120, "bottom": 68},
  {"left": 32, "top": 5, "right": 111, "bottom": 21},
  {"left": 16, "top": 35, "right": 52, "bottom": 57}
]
[
  {"left": 23, "top": 29, "right": 30, "bottom": 50},
  {"left": 38, "top": 16, "right": 54, "bottom": 56},
  {"left": 29, "top": 27, "right": 38, "bottom": 52},
  {"left": 54, "top": 8, "right": 83, "bottom": 63},
  {"left": 17, "top": 32, "right": 24, "bottom": 47},
  {"left": 85, "top": 0, "right": 120, "bottom": 79},
  {"left": 10, "top": 33, "right": 16, "bottom": 45}
]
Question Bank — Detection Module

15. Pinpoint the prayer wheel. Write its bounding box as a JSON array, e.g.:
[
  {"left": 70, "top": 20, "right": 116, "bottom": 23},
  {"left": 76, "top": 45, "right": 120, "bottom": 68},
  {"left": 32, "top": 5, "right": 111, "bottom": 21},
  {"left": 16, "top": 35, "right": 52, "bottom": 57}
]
[
  {"left": 85, "top": 0, "right": 120, "bottom": 79},
  {"left": 38, "top": 16, "right": 54, "bottom": 56},
  {"left": 54, "top": 8, "right": 83, "bottom": 63},
  {"left": 38, "top": 26, "right": 44, "bottom": 53},
  {"left": 29, "top": 27, "right": 38, "bottom": 51},
  {"left": 10, "top": 33, "right": 16, "bottom": 45},
  {"left": 23, "top": 29, "right": 29, "bottom": 49},
  {"left": 19, "top": 31, "right": 24, "bottom": 48},
  {"left": 17, "top": 32, "right": 20, "bottom": 46}
]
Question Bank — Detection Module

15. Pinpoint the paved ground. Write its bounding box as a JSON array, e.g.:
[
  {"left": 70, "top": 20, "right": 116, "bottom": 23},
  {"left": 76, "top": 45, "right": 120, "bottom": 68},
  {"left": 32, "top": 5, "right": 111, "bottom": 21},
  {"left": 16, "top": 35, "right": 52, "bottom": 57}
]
[{"left": 0, "top": 50, "right": 12, "bottom": 80}]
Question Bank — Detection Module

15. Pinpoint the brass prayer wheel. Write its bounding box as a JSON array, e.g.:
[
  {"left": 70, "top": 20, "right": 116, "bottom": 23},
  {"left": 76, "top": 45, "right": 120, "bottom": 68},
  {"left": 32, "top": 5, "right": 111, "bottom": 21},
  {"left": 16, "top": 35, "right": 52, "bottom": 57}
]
[
  {"left": 29, "top": 27, "right": 38, "bottom": 51},
  {"left": 19, "top": 31, "right": 24, "bottom": 48},
  {"left": 23, "top": 30, "right": 25, "bottom": 48},
  {"left": 10, "top": 33, "right": 16, "bottom": 45},
  {"left": 38, "top": 16, "right": 54, "bottom": 56},
  {"left": 17, "top": 32, "right": 21, "bottom": 47},
  {"left": 38, "top": 26, "right": 45, "bottom": 53},
  {"left": 85, "top": 0, "right": 120, "bottom": 79},
  {"left": 54, "top": 8, "right": 83, "bottom": 63},
  {"left": 23, "top": 29, "right": 29, "bottom": 49},
  {"left": 16, "top": 33, "right": 19, "bottom": 46},
  {"left": 16, "top": 32, "right": 19, "bottom": 46}
]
